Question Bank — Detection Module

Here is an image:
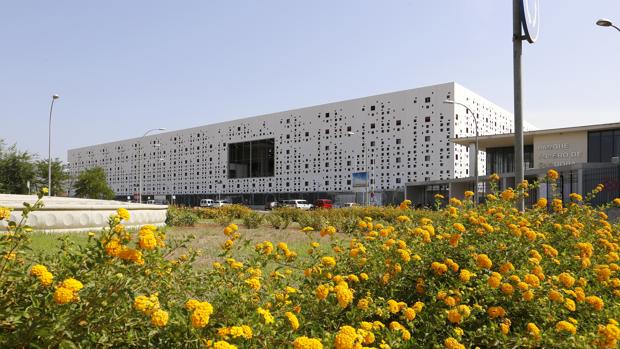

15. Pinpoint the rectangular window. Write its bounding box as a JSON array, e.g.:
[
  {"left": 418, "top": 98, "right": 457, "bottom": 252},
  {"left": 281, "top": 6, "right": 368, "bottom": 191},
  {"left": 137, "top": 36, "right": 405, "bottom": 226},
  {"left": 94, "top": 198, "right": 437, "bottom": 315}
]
[
  {"left": 425, "top": 97, "right": 431, "bottom": 103},
  {"left": 228, "top": 138, "right": 275, "bottom": 178},
  {"left": 425, "top": 136, "right": 431, "bottom": 142},
  {"left": 396, "top": 139, "right": 401, "bottom": 145},
  {"left": 396, "top": 120, "right": 401, "bottom": 126},
  {"left": 371, "top": 123, "right": 376, "bottom": 129},
  {"left": 425, "top": 116, "right": 431, "bottom": 122}
]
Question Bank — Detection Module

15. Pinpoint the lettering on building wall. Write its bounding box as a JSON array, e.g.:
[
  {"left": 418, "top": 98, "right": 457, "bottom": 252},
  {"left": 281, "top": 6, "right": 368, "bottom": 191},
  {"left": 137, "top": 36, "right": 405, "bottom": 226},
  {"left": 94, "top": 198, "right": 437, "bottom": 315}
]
[{"left": 536, "top": 142, "right": 583, "bottom": 168}]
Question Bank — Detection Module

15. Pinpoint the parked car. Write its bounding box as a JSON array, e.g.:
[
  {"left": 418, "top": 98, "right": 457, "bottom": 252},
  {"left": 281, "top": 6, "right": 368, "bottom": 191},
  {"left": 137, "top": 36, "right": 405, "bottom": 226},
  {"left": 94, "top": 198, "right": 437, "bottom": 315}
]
[
  {"left": 213, "top": 200, "right": 231, "bottom": 207},
  {"left": 200, "top": 199, "right": 214, "bottom": 207},
  {"left": 265, "top": 200, "right": 283, "bottom": 210},
  {"left": 314, "top": 199, "right": 333, "bottom": 209},
  {"left": 341, "top": 202, "right": 359, "bottom": 208},
  {"left": 146, "top": 199, "right": 156, "bottom": 205},
  {"left": 282, "top": 199, "right": 313, "bottom": 210}
]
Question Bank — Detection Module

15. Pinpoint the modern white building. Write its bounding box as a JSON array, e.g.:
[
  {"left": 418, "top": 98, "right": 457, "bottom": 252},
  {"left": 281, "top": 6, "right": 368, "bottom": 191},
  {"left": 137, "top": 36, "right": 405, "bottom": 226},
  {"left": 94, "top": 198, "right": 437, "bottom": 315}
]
[{"left": 68, "top": 82, "right": 524, "bottom": 206}]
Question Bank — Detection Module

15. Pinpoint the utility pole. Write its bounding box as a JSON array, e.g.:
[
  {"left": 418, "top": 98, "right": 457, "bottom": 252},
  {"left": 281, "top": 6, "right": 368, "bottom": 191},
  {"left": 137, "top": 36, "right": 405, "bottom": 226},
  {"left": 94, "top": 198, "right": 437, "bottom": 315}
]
[
  {"left": 513, "top": 0, "right": 525, "bottom": 211},
  {"left": 513, "top": 0, "right": 539, "bottom": 211}
]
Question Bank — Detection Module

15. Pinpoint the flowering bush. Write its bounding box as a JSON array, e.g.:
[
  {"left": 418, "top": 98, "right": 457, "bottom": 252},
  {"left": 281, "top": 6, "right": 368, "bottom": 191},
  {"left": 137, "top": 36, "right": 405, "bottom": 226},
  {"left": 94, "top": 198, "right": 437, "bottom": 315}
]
[{"left": 1, "top": 172, "right": 619, "bottom": 348}]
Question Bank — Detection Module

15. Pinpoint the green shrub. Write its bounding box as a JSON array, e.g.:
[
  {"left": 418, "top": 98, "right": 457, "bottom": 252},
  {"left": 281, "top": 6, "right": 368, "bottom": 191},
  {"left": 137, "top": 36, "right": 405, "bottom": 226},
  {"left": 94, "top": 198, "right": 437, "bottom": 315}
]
[
  {"left": 214, "top": 211, "right": 233, "bottom": 226},
  {"left": 242, "top": 211, "right": 263, "bottom": 229},
  {"left": 264, "top": 213, "right": 291, "bottom": 229},
  {"left": 165, "top": 206, "right": 199, "bottom": 227}
]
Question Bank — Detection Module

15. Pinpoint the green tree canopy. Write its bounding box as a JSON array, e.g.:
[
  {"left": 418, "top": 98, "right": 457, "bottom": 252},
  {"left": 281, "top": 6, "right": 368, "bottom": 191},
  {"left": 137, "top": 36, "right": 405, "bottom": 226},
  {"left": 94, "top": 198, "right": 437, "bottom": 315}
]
[
  {"left": 74, "top": 167, "right": 115, "bottom": 200},
  {"left": 0, "top": 143, "right": 36, "bottom": 194},
  {"left": 34, "top": 159, "right": 69, "bottom": 196}
]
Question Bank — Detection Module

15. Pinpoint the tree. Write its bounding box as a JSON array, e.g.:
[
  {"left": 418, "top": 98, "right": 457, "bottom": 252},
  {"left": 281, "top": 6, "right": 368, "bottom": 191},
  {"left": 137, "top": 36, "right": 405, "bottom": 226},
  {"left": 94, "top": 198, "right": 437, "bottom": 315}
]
[
  {"left": 34, "top": 159, "right": 69, "bottom": 196},
  {"left": 74, "top": 167, "right": 115, "bottom": 200},
  {"left": 0, "top": 144, "right": 36, "bottom": 194}
]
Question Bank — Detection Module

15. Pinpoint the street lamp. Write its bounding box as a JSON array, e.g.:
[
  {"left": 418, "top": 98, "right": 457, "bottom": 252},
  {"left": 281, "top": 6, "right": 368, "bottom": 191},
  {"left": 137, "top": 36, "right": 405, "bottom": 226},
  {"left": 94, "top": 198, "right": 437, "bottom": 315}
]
[
  {"left": 444, "top": 100, "right": 479, "bottom": 205},
  {"left": 139, "top": 128, "right": 166, "bottom": 203},
  {"left": 347, "top": 131, "right": 369, "bottom": 205},
  {"left": 596, "top": 18, "right": 620, "bottom": 32},
  {"left": 48, "top": 94, "right": 59, "bottom": 196}
]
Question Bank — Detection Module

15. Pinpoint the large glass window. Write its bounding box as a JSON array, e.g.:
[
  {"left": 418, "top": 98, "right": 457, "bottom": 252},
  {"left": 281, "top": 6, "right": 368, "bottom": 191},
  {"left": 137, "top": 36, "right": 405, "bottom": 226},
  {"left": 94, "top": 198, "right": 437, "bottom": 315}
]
[
  {"left": 228, "top": 139, "right": 275, "bottom": 178},
  {"left": 485, "top": 145, "right": 533, "bottom": 175},
  {"left": 588, "top": 129, "right": 620, "bottom": 163}
]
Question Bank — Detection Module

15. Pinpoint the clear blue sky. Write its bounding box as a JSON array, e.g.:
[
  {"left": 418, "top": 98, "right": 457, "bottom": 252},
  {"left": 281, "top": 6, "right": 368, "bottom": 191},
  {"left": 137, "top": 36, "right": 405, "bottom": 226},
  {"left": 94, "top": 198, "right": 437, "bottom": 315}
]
[{"left": 1, "top": 1, "right": 618, "bottom": 162}]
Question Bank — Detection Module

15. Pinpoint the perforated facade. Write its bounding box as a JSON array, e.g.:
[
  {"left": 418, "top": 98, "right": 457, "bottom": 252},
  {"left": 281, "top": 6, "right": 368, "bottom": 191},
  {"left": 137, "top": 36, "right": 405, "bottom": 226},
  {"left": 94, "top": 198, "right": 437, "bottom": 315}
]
[{"left": 67, "top": 82, "right": 516, "bottom": 205}]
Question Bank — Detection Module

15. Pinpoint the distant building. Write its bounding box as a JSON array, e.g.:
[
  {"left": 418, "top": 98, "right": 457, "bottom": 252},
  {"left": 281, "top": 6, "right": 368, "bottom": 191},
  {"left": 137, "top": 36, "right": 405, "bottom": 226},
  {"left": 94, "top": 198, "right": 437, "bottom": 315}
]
[
  {"left": 68, "top": 82, "right": 526, "bottom": 206},
  {"left": 407, "top": 122, "right": 620, "bottom": 206}
]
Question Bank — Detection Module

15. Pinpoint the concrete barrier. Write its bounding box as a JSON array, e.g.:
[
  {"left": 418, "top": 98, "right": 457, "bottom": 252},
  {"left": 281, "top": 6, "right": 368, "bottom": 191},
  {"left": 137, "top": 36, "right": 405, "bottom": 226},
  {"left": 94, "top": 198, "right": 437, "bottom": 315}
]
[{"left": 0, "top": 195, "right": 167, "bottom": 233}]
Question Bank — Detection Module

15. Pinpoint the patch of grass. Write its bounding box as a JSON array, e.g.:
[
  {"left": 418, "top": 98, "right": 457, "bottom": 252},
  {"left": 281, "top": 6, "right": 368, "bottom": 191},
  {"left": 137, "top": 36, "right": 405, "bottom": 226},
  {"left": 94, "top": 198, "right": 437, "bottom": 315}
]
[{"left": 27, "top": 232, "right": 90, "bottom": 257}]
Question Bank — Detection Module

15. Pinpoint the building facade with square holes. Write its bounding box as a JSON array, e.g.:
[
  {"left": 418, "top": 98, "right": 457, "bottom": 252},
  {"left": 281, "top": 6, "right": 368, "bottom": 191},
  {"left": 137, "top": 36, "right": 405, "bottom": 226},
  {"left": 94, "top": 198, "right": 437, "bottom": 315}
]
[{"left": 67, "top": 82, "right": 525, "bottom": 206}]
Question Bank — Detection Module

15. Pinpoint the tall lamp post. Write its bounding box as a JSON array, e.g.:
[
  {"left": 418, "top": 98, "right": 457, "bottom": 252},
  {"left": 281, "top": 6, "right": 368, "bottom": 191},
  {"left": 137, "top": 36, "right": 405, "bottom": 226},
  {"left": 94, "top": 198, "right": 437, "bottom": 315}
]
[
  {"left": 596, "top": 18, "right": 620, "bottom": 32},
  {"left": 347, "top": 131, "right": 369, "bottom": 205},
  {"left": 444, "top": 100, "right": 479, "bottom": 205},
  {"left": 139, "top": 128, "right": 166, "bottom": 203},
  {"left": 48, "top": 94, "right": 60, "bottom": 196}
]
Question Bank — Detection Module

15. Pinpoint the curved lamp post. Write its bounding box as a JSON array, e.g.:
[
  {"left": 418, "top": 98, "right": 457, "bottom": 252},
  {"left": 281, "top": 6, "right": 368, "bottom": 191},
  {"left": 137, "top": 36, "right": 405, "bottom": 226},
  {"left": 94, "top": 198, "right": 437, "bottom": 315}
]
[
  {"left": 139, "top": 128, "right": 166, "bottom": 203},
  {"left": 596, "top": 18, "right": 620, "bottom": 32},
  {"left": 444, "top": 100, "right": 479, "bottom": 205},
  {"left": 48, "top": 94, "right": 60, "bottom": 196},
  {"left": 347, "top": 131, "right": 369, "bottom": 205}
]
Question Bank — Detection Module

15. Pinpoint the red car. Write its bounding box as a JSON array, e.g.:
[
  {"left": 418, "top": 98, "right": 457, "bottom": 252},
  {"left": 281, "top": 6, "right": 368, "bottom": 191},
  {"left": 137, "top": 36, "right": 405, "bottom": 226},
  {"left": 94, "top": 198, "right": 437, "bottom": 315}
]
[{"left": 314, "top": 199, "right": 333, "bottom": 209}]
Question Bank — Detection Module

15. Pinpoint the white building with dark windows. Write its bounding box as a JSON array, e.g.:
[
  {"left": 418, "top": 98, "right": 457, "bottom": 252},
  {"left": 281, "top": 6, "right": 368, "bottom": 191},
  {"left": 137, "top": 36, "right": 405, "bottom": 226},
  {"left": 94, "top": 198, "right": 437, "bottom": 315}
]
[{"left": 68, "top": 82, "right": 521, "bottom": 206}]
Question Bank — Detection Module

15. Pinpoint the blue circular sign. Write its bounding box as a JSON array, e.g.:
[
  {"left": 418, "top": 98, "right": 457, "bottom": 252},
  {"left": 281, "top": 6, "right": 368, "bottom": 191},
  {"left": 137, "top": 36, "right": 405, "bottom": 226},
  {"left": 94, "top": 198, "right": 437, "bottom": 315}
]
[{"left": 521, "top": 0, "right": 540, "bottom": 43}]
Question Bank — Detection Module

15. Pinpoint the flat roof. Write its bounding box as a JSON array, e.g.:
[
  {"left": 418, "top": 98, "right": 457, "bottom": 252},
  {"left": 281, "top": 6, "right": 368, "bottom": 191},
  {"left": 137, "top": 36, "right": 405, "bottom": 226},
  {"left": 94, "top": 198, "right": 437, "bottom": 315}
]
[{"left": 453, "top": 121, "right": 620, "bottom": 148}]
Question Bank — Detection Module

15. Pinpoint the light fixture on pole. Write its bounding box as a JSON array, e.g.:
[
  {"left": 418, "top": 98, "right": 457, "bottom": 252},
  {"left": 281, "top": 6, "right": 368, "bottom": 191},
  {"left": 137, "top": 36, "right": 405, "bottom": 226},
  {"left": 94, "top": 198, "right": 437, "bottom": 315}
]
[
  {"left": 347, "top": 131, "right": 369, "bottom": 206},
  {"left": 596, "top": 18, "right": 620, "bottom": 32},
  {"left": 139, "top": 128, "right": 166, "bottom": 204},
  {"left": 444, "top": 100, "right": 479, "bottom": 205},
  {"left": 48, "top": 94, "right": 60, "bottom": 196}
]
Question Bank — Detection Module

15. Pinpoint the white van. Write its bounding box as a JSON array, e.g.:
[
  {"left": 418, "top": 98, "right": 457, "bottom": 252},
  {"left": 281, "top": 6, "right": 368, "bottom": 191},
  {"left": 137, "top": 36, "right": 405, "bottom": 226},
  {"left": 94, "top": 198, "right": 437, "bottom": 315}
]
[
  {"left": 200, "top": 199, "right": 214, "bottom": 207},
  {"left": 283, "top": 199, "right": 313, "bottom": 210}
]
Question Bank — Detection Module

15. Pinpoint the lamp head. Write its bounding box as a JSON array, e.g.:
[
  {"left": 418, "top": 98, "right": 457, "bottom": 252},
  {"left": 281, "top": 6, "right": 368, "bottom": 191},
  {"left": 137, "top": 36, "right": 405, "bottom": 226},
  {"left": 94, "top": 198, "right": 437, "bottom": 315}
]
[
  {"left": 52, "top": 94, "right": 60, "bottom": 100},
  {"left": 443, "top": 100, "right": 455, "bottom": 104},
  {"left": 597, "top": 19, "right": 613, "bottom": 27}
]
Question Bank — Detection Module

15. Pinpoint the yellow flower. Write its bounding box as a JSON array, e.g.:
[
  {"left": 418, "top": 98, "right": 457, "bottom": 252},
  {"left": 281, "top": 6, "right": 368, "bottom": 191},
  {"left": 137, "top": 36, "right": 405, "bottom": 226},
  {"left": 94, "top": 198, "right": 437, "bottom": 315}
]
[
  {"left": 150, "top": 309, "right": 168, "bottom": 327},
  {"left": 293, "top": 336, "right": 323, "bottom": 349},
  {"left": 431, "top": 262, "right": 448, "bottom": 275},
  {"left": 586, "top": 296, "right": 604, "bottom": 311},
  {"left": 556, "top": 320, "right": 576, "bottom": 335},
  {"left": 464, "top": 191, "right": 474, "bottom": 199},
  {"left": 334, "top": 326, "right": 362, "bottom": 349},
  {"left": 527, "top": 322, "right": 541, "bottom": 339},
  {"left": 547, "top": 169, "right": 559, "bottom": 180},
  {"left": 334, "top": 282, "right": 353, "bottom": 308},
  {"left": 53, "top": 286, "right": 76, "bottom": 304},
  {"left": 38, "top": 271, "right": 54, "bottom": 286},
  {"left": 61, "top": 278, "right": 84, "bottom": 292},
  {"left": 444, "top": 337, "right": 465, "bottom": 349},
  {"left": 459, "top": 269, "right": 474, "bottom": 282},
  {"left": 357, "top": 298, "right": 369, "bottom": 310},
  {"left": 487, "top": 306, "right": 506, "bottom": 318},
  {"left": 321, "top": 256, "right": 336, "bottom": 268},
  {"left": 315, "top": 284, "right": 329, "bottom": 301},
  {"left": 117, "top": 207, "right": 130, "bottom": 221},
  {"left": 257, "top": 307, "right": 275, "bottom": 324},
  {"left": 285, "top": 311, "right": 300, "bottom": 330},
  {"left": 138, "top": 231, "right": 158, "bottom": 250},
  {"left": 489, "top": 173, "right": 500, "bottom": 182},
  {"left": 0, "top": 207, "right": 11, "bottom": 220},
  {"left": 501, "top": 189, "right": 515, "bottom": 201},
  {"left": 213, "top": 340, "right": 238, "bottom": 349},
  {"left": 535, "top": 198, "right": 547, "bottom": 208},
  {"left": 613, "top": 198, "right": 620, "bottom": 206},
  {"left": 475, "top": 254, "right": 493, "bottom": 269},
  {"left": 447, "top": 309, "right": 462, "bottom": 324},
  {"left": 30, "top": 264, "right": 48, "bottom": 277},
  {"left": 302, "top": 226, "right": 314, "bottom": 232}
]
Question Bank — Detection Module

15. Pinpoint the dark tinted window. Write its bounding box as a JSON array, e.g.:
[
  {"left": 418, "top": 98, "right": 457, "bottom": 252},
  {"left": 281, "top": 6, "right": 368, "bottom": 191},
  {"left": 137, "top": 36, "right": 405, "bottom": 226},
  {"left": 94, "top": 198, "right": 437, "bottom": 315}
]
[{"left": 228, "top": 139, "right": 275, "bottom": 178}]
